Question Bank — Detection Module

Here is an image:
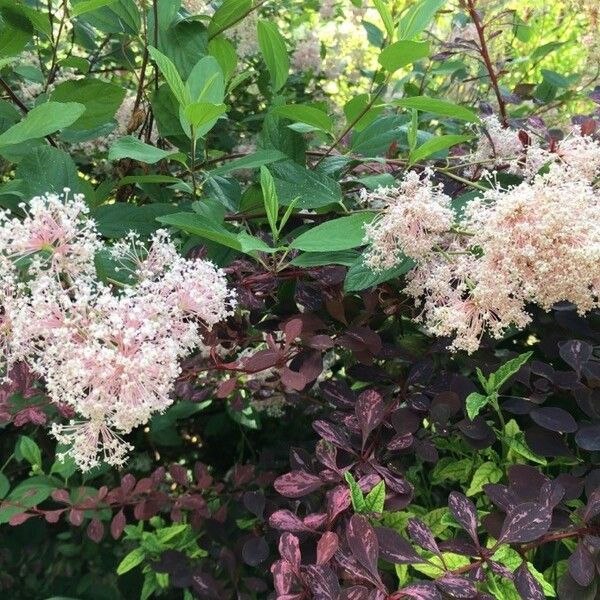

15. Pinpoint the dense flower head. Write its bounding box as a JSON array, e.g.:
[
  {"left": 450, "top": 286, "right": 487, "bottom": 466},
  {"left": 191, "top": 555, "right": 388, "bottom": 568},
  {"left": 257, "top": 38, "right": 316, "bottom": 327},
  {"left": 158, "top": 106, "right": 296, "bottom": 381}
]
[
  {"left": 365, "top": 159, "right": 600, "bottom": 353},
  {"left": 0, "top": 192, "right": 235, "bottom": 470},
  {"left": 292, "top": 32, "right": 322, "bottom": 74},
  {"left": 362, "top": 171, "right": 455, "bottom": 269}
]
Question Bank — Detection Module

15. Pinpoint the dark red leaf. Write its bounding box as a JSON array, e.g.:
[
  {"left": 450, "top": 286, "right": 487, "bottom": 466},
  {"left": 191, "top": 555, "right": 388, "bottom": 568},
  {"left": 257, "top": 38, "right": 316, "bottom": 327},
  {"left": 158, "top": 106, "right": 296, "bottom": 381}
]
[
  {"left": 279, "top": 533, "right": 301, "bottom": 570},
  {"left": 111, "top": 509, "right": 126, "bottom": 539},
  {"left": 274, "top": 470, "right": 323, "bottom": 498},
  {"left": 355, "top": 389, "right": 384, "bottom": 447},
  {"left": 436, "top": 575, "right": 477, "bottom": 598},
  {"left": 169, "top": 464, "right": 188, "bottom": 486},
  {"left": 530, "top": 407, "right": 577, "bottom": 433},
  {"left": 514, "top": 562, "right": 544, "bottom": 600},
  {"left": 407, "top": 518, "right": 440, "bottom": 556},
  {"left": 242, "top": 536, "right": 269, "bottom": 566},
  {"left": 303, "top": 565, "right": 340, "bottom": 600},
  {"left": 346, "top": 514, "right": 380, "bottom": 580},
  {"left": 568, "top": 542, "right": 595, "bottom": 587},
  {"left": 69, "top": 508, "right": 84, "bottom": 526},
  {"left": 86, "top": 518, "right": 104, "bottom": 543},
  {"left": 399, "top": 581, "right": 442, "bottom": 599},
  {"left": 313, "top": 420, "right": 351, "bottom": 449},
  {"left": 316, "top": 531, "right": 339, "bottom": 565},
  {"left": 499, "top": 502, "right": 551, "bottom": 544},
  {"left": 448, "top": 492, "right": 479, "bottom": 544},
  {"left": 269, "top": 510, "right": 310, "bottom": 532},
  {"left": 375, "top": 527, "right": 423, "bottom": 564}
]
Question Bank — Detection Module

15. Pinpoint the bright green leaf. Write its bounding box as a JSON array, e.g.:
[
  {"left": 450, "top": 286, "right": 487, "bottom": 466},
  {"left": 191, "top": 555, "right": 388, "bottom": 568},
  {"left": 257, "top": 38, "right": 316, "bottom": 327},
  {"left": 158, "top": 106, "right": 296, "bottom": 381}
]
[
  {"left": 272, "top": 104, "right": 333, "bottom": 133},
  {"left": 410, "top": 134, "right": 472, "bottom": 163},
  {"left": 378, "top": 40, "right": 429, "bottom": 73},
  {"left": 465, "top": 392, "right": 489, "bottom": 421},
  {"left": 290, "top": 213, "right": 375, "bottom": 252},
  {"left": 257, "top": 20, "right": 289, "bottom": 92},
  {"left": 394, "top": 96, "right": 479, "bottom": 122}
]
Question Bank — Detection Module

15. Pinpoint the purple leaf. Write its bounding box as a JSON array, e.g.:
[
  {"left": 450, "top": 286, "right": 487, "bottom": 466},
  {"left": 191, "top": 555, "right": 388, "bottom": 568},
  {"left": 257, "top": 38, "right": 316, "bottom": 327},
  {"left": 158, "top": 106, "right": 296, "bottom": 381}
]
[
  {"left": 271, "top": 559, "right": 295, "bottom": 595},
  {"left": 499, "top": 502, "right": 552, "bottom": 544},
  {"left": 279, "top": 533, "right": 301, "bottom": 570},
  {"left": 86, "top": 518, "right": 104, "bottom": 543},
  {"left": 582, "top": 489, "right": 600, "bottom": 521},
  {"left": 326, "top": 485, "right": 351, "bottom": 522},
  {"left": 274, "top": 470, "right": 323, "bottom": 498},
  {"left": 313, "top": 420, "right": 351, "bottom": 449},
  {"left": 346, "top": 514, "right": 380, "bottom": 580},
  {"left": 340, "top": 586, "right": 370, "bottom": 600},
  {"left": 375, "top": 527, "right": 423, "bottom": 564},
  {"left": 242, "top": 536, "right": 269, "bottom": 566},
  {"left": 559, "top": 340, "right": 592, "bottom": 374},
  {"left": 514, "top": 562, "right": 544, "bottom": 600},
  {"left": 448, "top": 492, "right": 479, "bottom": 544},
  {"left": 575, "top": 423, "right": 600, "bottom": 451},
  {"left": 399, "top": 581, "right": 442, "bottom": 600},
  {"left": 489, "top": 561, "right": 514, "bottom": 579},
  {"left": 568, "top": 542, "right": 595, "bottom": 587},
  {"left": 484, "top": 484, "right": 518, "bottom": 512},
  {"left": 355, "top": 389, "right": 384, "bottom": 447},
  {"left": 407, "top": 518, "right": 440, "bottom": 556},
  {"left": 243, "top": 490, "right": 266, "bottom": 518},
  {"left": 436, "top": 575, "right": 477, "bottom": 598},
  {"left": 530, "top": 407, "right": 577, "bottom": 433},
  {"left": 316, "top": 531, "right": 339, "bottom": 565},
  {"left": 269, "top": 510, "right": 310, "bottom": 532},
  {"left": 303, "top": 565, "right": 340, "bottom": 600}
]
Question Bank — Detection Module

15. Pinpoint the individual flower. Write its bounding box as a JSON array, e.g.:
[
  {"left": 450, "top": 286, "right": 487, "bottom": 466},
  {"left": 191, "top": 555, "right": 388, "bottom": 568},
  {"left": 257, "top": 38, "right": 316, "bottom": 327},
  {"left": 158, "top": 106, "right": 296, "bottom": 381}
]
[
  {"left": 554, "top": 127, "right": 600, "bottom": 181},
  {"left": 362, "top": 171, "right": 455, "bottom": 269}
]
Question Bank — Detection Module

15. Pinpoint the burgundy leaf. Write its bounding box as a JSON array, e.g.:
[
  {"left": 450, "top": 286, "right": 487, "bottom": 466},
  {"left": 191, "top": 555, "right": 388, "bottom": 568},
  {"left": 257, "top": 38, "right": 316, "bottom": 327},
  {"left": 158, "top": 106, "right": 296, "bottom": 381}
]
[
  {"left": 575, "top": 423, "right": 600, "bottom": 451},
  {"left": 86, "top": 518, "right": 104, "bottom": 543},
  {"left": 346, "top": 514, "right": 380, "bottom": 580},
  {"left": 271, "top": 559, "right": 295, "bottom": 595},
  {"left": 242, "top": 536, "right": 269, "bottom": 566},
  {"left": 407, "top": 518, "right": 440, "bottom": 556},
  {"left": 303, "top": 565, "right": 340, "bottom": 600},
  {"left": 313, "top": 420, "right": 351, "bottom": 449},
  {"left": 489, "top": 561, "right": 514, "bottom": 579},
  {"left": 530, "top": 407, "right": 577, "bottom": 433},
  {"left": 9, "top": 512, "right": 35, "bottom": 526},
  {"left": 400, "top": 581, "right": 442, "bottom": 600},
  {"left": 582, "top": 489, "right": 600, "bottom": 521},
  {"left": 484, "top": 484, "right": 517, "bottom": 512},
  {"left": 341, "top": 586, "right": 371, "bottom": 600},
  {"left": 375, "top": 527, "right": 423, "bottom": 564},
  {"left": 317, "top": 531, "right": 339, "bottom": 565},
  {"left": 243, "top": 490, "right": 266, "bottom": 519},
  {"left": 326, "top": 485, "right": 351, "bottom": 522},
  {"left": 269, "top": 510, "right": 310, "bottom": 532},
  {"left": 448, "top": 492, "right": 479, "bottom": 544},
  {"left": 274, "top": 470, "right": 323, "bottom": 498},
  {"left": 169, "top": 464, "right": 188, "bottom": 486},
  {"left": 568, "top": 542, "right": 595, "bottom": 587},
  {"left": 355, "top": 389, "right": 384, "bottom": 447},
  {"left": 559, "top": 340, "right": 592, "bottom": 374},
  {"left": 111, "top": 509, "right": 126, "bottom": 539},
  {"left": 514, "top": 562, "right": 544, "bottom": 600},
  {"left": 499, "top": 502, "right": 551, "bottom": 544},
  {"left": 436, "top": 575, "right": 477, "bottom": 598},
  {"left": 279, "top": 533, "right": 301, "bottom": 570}
]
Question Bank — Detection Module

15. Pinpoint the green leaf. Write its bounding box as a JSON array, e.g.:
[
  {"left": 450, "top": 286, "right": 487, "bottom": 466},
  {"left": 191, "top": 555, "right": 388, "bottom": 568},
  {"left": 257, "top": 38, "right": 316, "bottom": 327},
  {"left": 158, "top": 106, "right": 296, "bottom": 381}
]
[
  {"left": 208, "top": 0, "right": 251, "bottom": 38},
  {"left": 344, "top": 254, "right": 414, "bottom": 292},
  {"left": 0, "top": 102, "right": 86, "bottom": 148},
  {"left": 183, "top": 102, "right": 226, "bottom": 129},
  {"left": 257, "top": 20, "right": 289, "bottom": 92},
  {"left": 465, "top": 392, "right": 490, "bottom": 421},
  {"left": 260, "top": 165, "right": 279, "bottom": 241},
  {"left": 491, "top": 352, "right": 533, "bottom": 392},
  {"left": 208, "top": 35, "right": 238, "bottom": 81},
  {"left": 290, "top": 213, "right": 375, "bottom": 252},
  {"left": 79, "top": 0, "right": 140, "bottom": 34},
  {"left": 269, "top": 161, "right": 341, "bottom": 208},
  {"left": 393, "top": 96, "right": 479, "bottom": 123},
  {"left": 117, "top": 547, "right": 145, "bottom": 575},
  {"left": 93, "top": 203, "right": 179, "bottom": 238},
  {"left": 398, "top": 0, "right": 445, "bottom": 40},
  {"left": 17, "top": 436, "right": 42, "bottom": 468},
  {"left": 71, "top": 0, "right": 117, "bottom": 17},
  {"left": 344, "top": 471, "right": 366, "bottom": 513},
  {"left": 431, "top": 458, "right": 473, "bottom": 484},
  {"left": 108, "top": 136, "right": 181, "bottom": 164},
  {"left": 0, "top": 473, "right": 8, "bottom": 499},
  {"left": 343, "top": 94, "right": 385, "bottom": 132},
  {"left": 290, "top": 250, "right": 360, "bottom": 267},
  {"left": 272, "top": 105, "right": 333, "bottom": 133},
  {"left": 148, "top": 46, "right": 190, "bottom": 107},
  {"left": 157, "top": 212, "right": 276, "bottom": 255},
  {"left": 373, "top": 0, "right": 395, "bottom": 40},
  {"left": 0, "top": 477, "right": 57, "bottom": 524},
  {"left": 0, "top": 6, "right": 33, "bottom": 57},
  {"left": 466, "top": 461, "right": 503, "bottom": 496},
  {"left": 208, "top": 150, "right": 286, "bottom": 177},
  {"left": 503, "top": 420, "right": 547, "bottom": 466},
  {"left": 50, "top": 79, "right": 126, "bottom": 130},
  {"left": 378, "top": 40, "right": 429, "bottom": 73},
  {"left": 364, "top": 480, "right": 386, "bottom": 514},
  {"left": 410, "top": 134, "right": 471, "bottom": 164}
]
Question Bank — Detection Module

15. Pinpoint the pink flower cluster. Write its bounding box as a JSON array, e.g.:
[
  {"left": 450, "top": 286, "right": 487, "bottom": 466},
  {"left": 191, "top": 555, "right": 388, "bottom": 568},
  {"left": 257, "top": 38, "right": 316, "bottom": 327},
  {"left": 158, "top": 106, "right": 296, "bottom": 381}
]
[
  {"left": 363, "top": 131, "right": 600, "bottom": 353},
  {"left": 0, "top": 192, "right": 235, "bottom": 470}
]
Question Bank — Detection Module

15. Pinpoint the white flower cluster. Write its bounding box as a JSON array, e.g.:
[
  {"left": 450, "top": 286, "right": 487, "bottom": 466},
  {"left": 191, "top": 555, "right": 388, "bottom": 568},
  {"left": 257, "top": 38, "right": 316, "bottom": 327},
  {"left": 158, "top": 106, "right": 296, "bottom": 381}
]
[
  {"left": 363, "top": 130, "right": 600, "bottom": 353},
  {"left": 0, "top": 192, "right": 235, "bottom": 470}
]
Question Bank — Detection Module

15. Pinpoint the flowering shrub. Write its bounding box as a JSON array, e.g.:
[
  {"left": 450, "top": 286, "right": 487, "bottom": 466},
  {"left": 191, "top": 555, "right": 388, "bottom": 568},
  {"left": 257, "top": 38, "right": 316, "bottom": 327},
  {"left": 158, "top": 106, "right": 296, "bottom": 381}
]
[{"left": 0, "top": 0, "right": 598, "bottom": 599}]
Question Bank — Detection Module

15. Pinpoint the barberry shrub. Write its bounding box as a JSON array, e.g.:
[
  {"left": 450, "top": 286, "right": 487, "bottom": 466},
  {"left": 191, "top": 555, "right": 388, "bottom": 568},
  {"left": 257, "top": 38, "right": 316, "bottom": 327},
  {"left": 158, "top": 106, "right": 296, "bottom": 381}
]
[{"left": 0, "top": 0, "right": 598, "bottom": 599}]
